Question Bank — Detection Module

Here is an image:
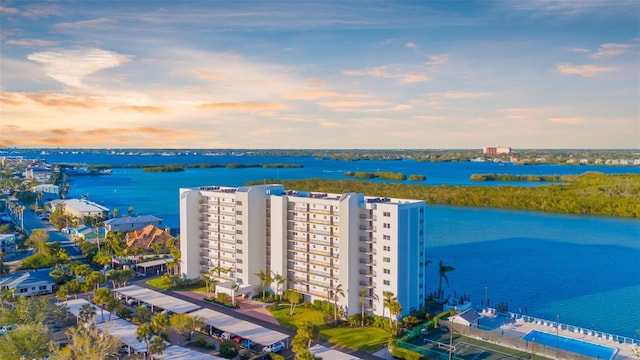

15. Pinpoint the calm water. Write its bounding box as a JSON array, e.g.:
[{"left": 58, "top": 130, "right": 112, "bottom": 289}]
[{"left": 20, "top": 152, "right": 640, "bottom": 337}]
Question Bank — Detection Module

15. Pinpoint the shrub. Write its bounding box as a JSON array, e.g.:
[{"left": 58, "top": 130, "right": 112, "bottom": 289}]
[
  {"left": 219, "top": 339, "right": 239, "bottom": 358},
  {"left": 391, "top": 346, "right": 425, "bottom": 360}
]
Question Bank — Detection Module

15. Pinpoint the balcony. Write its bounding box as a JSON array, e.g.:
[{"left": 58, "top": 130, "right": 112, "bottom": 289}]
[
  {"left": 359, "top": 280, "right": 375, "bottom": 288},
  {"left": 307, "top": 277, "right": 331, "bottom": 287},
  {"left": 308, "top": 248, "right": 331, "bottom": 257},
  {"left": 359, "top": 269, "right": 374, "bottom": 276}
]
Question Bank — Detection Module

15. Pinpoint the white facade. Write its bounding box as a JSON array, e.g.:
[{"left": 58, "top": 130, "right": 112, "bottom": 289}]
[{"left": 180, "top": 184, "right": 426, "bottom": 318}]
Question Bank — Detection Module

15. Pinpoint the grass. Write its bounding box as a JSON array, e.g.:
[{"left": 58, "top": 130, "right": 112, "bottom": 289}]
[
  {"left": 321, "top": 326, "right": 389, "bottom": 352},
  {"left": 269, "top": 304, "right": 390, "bottom": 353},
  {"left": 145, "top": 276, "right": 208, "bottom": 292},
  {"left": 146, "top": 277, "right": 171, "bottom": 290}
]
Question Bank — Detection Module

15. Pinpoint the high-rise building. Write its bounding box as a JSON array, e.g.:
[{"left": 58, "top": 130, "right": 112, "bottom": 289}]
[{"left": 180, "top": 184, "right": 427, "bottom": 318}]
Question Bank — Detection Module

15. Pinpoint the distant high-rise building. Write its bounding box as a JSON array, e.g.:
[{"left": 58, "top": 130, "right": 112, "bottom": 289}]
[
  {"left": 180, "top": 184, "right": 427, "bottom": 318},
  {"left": 483, "top": 147, "right": 511, "bottom": 154}
]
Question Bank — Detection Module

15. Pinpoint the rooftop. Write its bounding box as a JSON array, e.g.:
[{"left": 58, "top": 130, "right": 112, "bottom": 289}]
[{"left": 104, "top": 215, "right": 163, "bottom": 226}]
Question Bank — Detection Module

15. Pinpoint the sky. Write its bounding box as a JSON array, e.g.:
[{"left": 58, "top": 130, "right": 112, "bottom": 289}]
[{"left": 1, "top": 0, "right": 638, "bottom": 149}]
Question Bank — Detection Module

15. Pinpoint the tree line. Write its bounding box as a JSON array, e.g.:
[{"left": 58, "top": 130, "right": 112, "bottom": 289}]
[{"left": 250, "top": 172, "right": 640, "bottom": 218}]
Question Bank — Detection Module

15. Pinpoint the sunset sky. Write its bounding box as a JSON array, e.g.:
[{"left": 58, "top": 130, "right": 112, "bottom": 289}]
[{"left": 1, "top": 1, "right": 638, "bottom": 149}]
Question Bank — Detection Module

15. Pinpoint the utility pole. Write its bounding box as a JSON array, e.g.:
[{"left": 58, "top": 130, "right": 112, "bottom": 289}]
[{"left": 448, "top": 320, "right": 454, "bottom": 360}]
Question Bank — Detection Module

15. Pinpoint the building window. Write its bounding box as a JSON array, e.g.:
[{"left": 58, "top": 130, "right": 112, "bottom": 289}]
[
  {"left": 236, "top": 220, "right": 243, "bottom": 225},
  {"left": 383, "top": 245, "right": 390, "bottom": 251},
  {"left": 236, "top": 200, "right": 243, "bottom": 206},
  {"left": 236, "top": 269, "right": 243, "bottom": 273},
  {"left": 383, "top": 235, "right": 391, "bottom": 240},
  {"left": 237, "top": 249, "right": 243, "bottom": 254},
  {"left": 236, "top": 210, "right": 242, "bottom": 215},
  {"left": 237, "top": 259, "right": 243, "bottom": 264},
  {"left": 236, "top": 229, "right": 243, "bottom": 234},
  {"left": 383, "top": 223, "right": 390, "bottom": 229},
  {"left": 383, "top": 269, "right": 390, "bottom": 274},
  {"left": 383, "top": 257, "right": 390, "bottom": 263},
  {"left": 383, "top": 211, "right": 390, "bottom": 217},
  {"left": 383, "top": 280, "right": 391, "bottom": 286},
  {"left": 39, "top": 285, "right": 47, "bottom": 290}
]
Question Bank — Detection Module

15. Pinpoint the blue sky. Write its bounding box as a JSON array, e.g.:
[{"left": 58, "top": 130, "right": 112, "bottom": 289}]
[{"left": 1, "top": 0, "right": 638, "bottom": 149}]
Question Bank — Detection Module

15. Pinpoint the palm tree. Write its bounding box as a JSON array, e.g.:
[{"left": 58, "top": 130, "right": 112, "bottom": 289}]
[
  {"left": 230, "top": 283, "right": 240, "bottom": 307},
  {"left": 424, "top": 259, "right": 433, "bottom": 296},
  {"left": 438, "top": 260, "right": 455, "bottom": 298},
  {"left": 382, "top": 291, "right": 394, "bottom": 319},
  {"left": 360, "top": 289, "right": 368, "bottom": 326},
  {"left": 78, "top": 303, "right": 96, "bottom": 326},
  {"left": 273, "top": 273, "right": 287, "bottom": 301},
  {"left": 136, "top": 323, "right": 154, "bottom": 355},
  {"left": 333, "top": 283, "right": 345, "bottom": 324},
  {"left": 212, "top": 264, "right": 227, "bottom": 280},
  {"left": 388, "top": 298, "right": 402, "bottom": 333},
  {"left": 94, "top": 287, "right": 112, "bottom": 322},
  {"left": 254, "top": 270, "right": 272, "bottom": 299}
]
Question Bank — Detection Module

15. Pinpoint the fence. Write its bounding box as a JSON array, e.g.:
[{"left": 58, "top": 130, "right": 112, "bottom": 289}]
[{"left": 438, "top": 320, "right": 601, "bottom": 360}]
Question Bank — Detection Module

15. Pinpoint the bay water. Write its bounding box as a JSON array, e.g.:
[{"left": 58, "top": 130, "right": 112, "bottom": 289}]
[{"left": 27, "top": 152, "right": 639, "bottom": 338}]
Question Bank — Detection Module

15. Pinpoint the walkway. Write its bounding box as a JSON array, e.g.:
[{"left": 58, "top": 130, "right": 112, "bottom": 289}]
[{"left": 175, "top": 291, "right": 281, "bottom": 325}]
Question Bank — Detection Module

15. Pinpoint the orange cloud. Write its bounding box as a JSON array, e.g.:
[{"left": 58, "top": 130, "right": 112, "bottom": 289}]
[
  {"left": 319, "top": 100, "right": 390, "bottom": 109},
  {"left": 0, "top": 92, "right": 24, "bottom": 106},
  {"left": 590, "top": 43, "right": 631, "bottom": 59},
  {"left": 110, "top": 105, "right": 165, "bottom": 113},
  {"left": 319, "top": 120, "right": 339, "bottom": 127},
  {"left": 547, "top": 117, "right": 585, "bottom": 124},
  {"left": 22, "top": 92, "right": 101, "bottom": 108},
  {"left": 434, "top": 91, "right": 494, "bottom": 99},
  {"left": 556, "top": 63, "right": 616, "bottom": 77},
  {"left": 1, "top": 125, "right": 208, "bottom": 148},
  {"left": 0, "top": 5, "right": 18, "bottom": 14},
  {"left": 282, "top": 91, "right": 366, "bottom": 100},
  {"left": 6, "top": 39, "right": 56, "bottom": 47},
  {"left": 343, "top": 64, "right": 429, "bottom": 83},
  {"left": 199, "top": 102, "right": 285, "bottom": 111},
  {"left": 197, "top": 72, "right": 224, "bottom": 80}
]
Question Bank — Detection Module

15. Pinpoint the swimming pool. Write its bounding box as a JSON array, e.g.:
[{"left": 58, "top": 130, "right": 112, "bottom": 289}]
[{"left": 522, "top": 330, "right": 617, "bottom": 360}]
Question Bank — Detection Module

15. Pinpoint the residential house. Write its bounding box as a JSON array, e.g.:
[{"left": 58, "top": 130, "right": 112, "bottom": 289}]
[
  {"left": 126, "top": 225, "right": 175, "bottom": 251},
  {"left": 104, "top": 215, "right": 163, "bottom": 233},
  {"left": 0, "top": 268, "right": 56, "bottom": 297}
]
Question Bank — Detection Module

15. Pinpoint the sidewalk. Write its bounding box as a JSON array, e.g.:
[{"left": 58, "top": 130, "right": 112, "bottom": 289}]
[{"left": 174, "top": 291, "right": 280, "bottom": 325}]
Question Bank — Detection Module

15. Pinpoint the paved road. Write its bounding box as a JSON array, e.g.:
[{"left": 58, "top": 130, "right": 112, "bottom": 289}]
[
  {"left": 134, "top": 277, "right": 382, "bottom": 360},
  {"left": 9, "top": 204, "right": 86, "bottom": 262}
]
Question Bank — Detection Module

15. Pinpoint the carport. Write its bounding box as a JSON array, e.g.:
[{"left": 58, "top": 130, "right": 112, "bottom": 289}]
[
  {"left": 156, "top": 345, "right": 226, "bottom": 359},
  {"left": 60, "top": 298, "right": 116, "bottom": 323},
  {"left": 189, "top": 308, "right": 289, "bottom": 348},
  {"left": 96, "top": 318, "right": 150, "bottom": 355},
  {"left": 115, "top": 284, "right": 201, "bottom": 314},
  {"left": 135, "top": 258, "right": 170, "bottom": 276}
]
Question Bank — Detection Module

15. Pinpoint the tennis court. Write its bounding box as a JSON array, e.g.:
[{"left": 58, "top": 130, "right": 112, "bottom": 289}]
[{"left": 402, "top": 327, "right": 547, "bottom": 360}]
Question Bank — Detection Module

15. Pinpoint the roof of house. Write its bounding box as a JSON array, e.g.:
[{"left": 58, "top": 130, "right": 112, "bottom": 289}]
[
  {"left": 104, "top": 215, "right": 163, "bottom": 226},
  {"left": 455, "top": 309, "right": 481, "bottom": 324},
  {"left": 0, "top": 268, "right": 55, "bottom": 289},
  {"left": 125, "top": 225, "right": 174, "bottom": 249},
  {"left": 47, "top": 199, "right": 110, "bottom": 213}
]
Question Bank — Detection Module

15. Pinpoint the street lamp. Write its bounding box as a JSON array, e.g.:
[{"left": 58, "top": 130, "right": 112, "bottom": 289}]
[{"left": 556, "top": 315, "right": 561, "bottom": 359}]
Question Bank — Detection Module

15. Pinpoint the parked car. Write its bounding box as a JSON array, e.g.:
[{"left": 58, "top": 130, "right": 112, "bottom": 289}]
[
  {"left": 233, "top": 336, "right": 243, "bottom": 344},
  {"left": 262, "top": 341, "right": 285, "bottom": 353},
  {"left": 212, "top": 329, "right": 223, "bottom": 338}
]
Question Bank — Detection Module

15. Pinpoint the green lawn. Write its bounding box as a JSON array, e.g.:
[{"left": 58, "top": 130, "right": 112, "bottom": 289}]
[
  {"left": 269, "top": 305, "right": 389, "bottom": 352},
  {"left": 146, "top": 277, "right": 171, "bottom": 290},
  {"left": 321, "top": 326, "right": 389, "bottom": 352},
  {"left": 145, "top": 276, "right": 208, "bottom": 292},
  {"left": 269, "top": 305, "right": 325, "bottom": 329}
]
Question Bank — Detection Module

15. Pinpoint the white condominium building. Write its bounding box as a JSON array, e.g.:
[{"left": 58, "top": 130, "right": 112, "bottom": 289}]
[{"left": 180, "top": 184, "right": 427, "bottom": 318}]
